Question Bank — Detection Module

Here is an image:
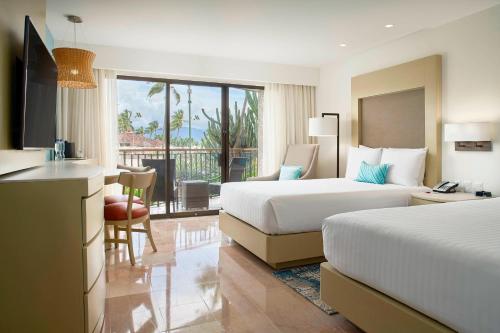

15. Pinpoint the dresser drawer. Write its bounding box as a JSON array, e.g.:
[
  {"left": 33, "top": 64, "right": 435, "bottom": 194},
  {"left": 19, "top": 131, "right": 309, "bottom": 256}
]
[
  {"left": 85, "top": 268, "right": 105, "bottom": 333},
  {"left": 82, "top": 189, "right": 104, "bottom": 244},
  {"left": 84, "top": 228, "right": 105, "bottom": 292},
  {"left": 93, "top": 312, "right": 105, "bottom": 333}
]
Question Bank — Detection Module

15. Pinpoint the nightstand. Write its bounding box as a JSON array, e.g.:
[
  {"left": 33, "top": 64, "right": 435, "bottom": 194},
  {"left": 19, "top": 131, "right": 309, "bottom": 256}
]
[{"left": 410, "top": 191, "right": 486, "bottom": 206}]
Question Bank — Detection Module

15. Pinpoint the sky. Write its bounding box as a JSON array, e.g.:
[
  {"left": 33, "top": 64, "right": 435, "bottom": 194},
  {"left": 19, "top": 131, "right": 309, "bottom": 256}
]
[{"left": 117, "top": 79, "right": 247, "bottom": 141}]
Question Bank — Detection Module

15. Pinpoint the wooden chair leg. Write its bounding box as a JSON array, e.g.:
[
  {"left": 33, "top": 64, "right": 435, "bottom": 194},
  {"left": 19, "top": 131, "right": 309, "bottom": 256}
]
[
  {"left": 104, "top": 225, "right": 112, "bottom": 251},
  {"left": 144, "top": 218, "right": 157, "bottom": 252},
  {"left": 126, "top": 225, "right": 135, "bottom": 265},
  {"left": 113, "top": 225, "right": 119, "bottom": 249}
]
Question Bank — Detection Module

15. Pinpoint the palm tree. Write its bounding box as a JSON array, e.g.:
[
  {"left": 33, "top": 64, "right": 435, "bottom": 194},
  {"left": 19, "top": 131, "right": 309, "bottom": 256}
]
[
  {"left": 147, "top": 82, "right": 166, "bottom": 98},
  {"left": 170, "top": 109, "right": 184, "bottom": 138},
  {"left": 135, "top": 126, "right": 145, "bottom": 135},
  {"left": 146, "top": 120, "right": 159, "bottom": 139},
  {"left": 186, "top": 85, "right": 192, "bottom": 147},
  {"left": 148, "top": 83, "right": 181, "bottom": 105},
  {"left": 148, "top": 84, "right": 191, "bottom": 144},
  {"left": 118, "top": 109, "right": 134, "bottom": 133}
]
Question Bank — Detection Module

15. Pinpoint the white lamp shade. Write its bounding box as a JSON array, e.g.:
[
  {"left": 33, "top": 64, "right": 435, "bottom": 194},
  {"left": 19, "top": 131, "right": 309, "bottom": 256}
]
[
  {"left": 444, "top": 123, "right": 493, "bottom": 142},
  {"left": 309, "top": 117, "right": 338, "bottom": 136}
]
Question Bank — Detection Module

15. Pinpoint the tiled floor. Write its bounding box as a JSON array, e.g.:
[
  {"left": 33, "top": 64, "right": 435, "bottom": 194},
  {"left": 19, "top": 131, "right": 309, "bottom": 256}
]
[
  {"left": 104, "top": 215, "right": 363, "bottom": 333},
  {"left": 150, "top": 197, "right": 221, "bottom": 215}
]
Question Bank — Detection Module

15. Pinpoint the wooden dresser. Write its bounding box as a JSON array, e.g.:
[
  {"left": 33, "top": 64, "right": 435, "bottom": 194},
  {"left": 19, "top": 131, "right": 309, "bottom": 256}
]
[{"left": 0, "top": 161, "right": 105, "bottom": 333}]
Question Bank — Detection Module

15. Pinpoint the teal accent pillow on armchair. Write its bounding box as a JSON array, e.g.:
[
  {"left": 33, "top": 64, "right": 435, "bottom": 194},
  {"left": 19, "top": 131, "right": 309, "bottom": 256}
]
[
  {"left": 279, "top": 165, "right": 303, "bottom": 180},
  {"left": 355, "top": 161, "right": 390, "bottom": 185}
]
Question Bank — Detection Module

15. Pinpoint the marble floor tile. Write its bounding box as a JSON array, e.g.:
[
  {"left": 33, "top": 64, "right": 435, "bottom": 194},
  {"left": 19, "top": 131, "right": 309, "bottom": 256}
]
[
  {"left": 105, "top": 216, "right": 362, "bottom": 333},
  {"left": 167, "top": 321, "right": 225, "bottom": 333}
]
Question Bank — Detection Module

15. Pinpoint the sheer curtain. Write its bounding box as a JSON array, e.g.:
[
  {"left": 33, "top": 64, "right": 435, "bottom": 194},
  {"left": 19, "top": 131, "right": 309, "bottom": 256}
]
[
  {"left": 57, "top": 69, "right": 118, "bottom": 171},
  {"left": 262, "top": 83, "right": 316, "bottom": 175}
]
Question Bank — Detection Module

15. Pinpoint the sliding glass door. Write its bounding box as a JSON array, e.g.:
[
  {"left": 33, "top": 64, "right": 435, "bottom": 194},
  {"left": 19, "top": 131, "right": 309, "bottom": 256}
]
[
  {"left": 117, "top": 76, "right": 263, "bottom": 218},
  {"left": 168, "top": 83, "right": 223, "bottom": 214},
  {"left": 117, "top": 79, "right": 168, "bottom": 215},
  {"left": 228, "top": 87, "right": 263, "bottom": 182}
]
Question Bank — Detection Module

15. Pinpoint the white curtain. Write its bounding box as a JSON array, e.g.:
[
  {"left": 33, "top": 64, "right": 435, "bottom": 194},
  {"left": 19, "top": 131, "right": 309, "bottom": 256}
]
[
  {"left": 57, "top": 69, "right": 118, "bottom": 171},
  {"left": 262, "top": 83, "right": 316, "bottom": 175}
]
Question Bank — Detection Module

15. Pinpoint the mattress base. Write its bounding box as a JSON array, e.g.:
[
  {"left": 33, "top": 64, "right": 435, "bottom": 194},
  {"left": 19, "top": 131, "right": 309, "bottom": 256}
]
[
  {"left": 320, "top": 262, "right": 454, "bottom": 333},
  {"left": 219, "top": 211, "right": 325, "bottom": 269}
]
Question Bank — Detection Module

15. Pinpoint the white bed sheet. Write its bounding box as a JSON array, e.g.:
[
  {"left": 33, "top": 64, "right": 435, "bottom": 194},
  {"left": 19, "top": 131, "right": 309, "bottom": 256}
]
[
  {"left": 322, "top": 199, "right": 500, "bottom": 333},
  {"left": 221, "top": 178, "right": 426, "bottom": 234}
]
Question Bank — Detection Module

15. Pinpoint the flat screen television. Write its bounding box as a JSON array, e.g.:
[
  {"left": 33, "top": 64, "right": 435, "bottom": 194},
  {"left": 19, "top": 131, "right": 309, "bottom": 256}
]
[{"left": 16, "top": 16, "right": 57, "bottom": 149}]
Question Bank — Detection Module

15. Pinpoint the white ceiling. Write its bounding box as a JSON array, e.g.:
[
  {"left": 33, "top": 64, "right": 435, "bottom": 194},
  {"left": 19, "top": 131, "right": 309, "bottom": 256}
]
[{"left": 46, "top": 0, "right": 500, "bottom": 67}]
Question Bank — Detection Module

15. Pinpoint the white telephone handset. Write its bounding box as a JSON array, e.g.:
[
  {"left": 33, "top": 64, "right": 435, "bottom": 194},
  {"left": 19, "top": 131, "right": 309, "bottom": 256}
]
[{"left": 432, "top": 181, "right": 459, "bottom": 193}]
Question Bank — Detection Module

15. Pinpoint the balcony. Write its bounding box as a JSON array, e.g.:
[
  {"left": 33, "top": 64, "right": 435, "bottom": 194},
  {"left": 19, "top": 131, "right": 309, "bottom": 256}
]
[{"left": 118, "top": 147, "right": 258, "bottom": 215}]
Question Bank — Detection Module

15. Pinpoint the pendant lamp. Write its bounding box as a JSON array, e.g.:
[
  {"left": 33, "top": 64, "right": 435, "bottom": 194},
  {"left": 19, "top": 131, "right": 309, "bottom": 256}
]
[{"left": 52, "top": 15, "right": 96, "bottom": 89}]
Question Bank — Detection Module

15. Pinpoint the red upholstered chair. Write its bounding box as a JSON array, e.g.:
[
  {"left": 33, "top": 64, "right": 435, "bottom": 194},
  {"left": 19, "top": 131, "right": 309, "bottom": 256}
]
[
  {"left": 104, "top": 194, "right": 143, "bottom": 205},
  {"left": 103, "top": 164, "right": 151, "bottom": 205},
  {"left": 104, "top": 169, "right": 157, "bottom": 265}
]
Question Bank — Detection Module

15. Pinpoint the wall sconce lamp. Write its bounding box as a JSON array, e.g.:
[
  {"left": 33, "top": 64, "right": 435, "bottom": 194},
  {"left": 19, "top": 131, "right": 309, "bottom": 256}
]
[
  {"left": 309, "top": 113, "right": 340, "bottom": 177},
  {"left": 444, "top": 122, "right": 494, "bottom": 151}
]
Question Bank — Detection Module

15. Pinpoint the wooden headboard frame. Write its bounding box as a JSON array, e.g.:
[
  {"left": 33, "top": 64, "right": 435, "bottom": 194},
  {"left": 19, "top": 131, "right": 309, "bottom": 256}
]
[{"left": 351, "top": 55, "right": 442, "bottom": 186}]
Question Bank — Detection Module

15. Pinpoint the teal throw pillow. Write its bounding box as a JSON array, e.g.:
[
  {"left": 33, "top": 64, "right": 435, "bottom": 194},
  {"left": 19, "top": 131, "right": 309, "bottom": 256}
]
[
  {"left": 355, "top": 161, "right": 390, "bottom": 185},
  {"left": 279, "top": 165, "right": 303, "bottom": 180}
]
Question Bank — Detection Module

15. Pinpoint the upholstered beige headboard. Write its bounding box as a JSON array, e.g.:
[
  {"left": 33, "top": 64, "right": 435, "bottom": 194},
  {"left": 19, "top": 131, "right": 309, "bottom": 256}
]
[{"left": 351, "top": 55, "right": 442, "bottom": 186}]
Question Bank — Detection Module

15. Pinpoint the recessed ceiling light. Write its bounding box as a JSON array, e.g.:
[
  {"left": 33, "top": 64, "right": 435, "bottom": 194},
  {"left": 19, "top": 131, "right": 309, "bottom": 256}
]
[
  {"left": 339, "top": 43, "right": 347, "bottom": 47},
  {"left": 385, "top": 24, "right": 395, "bottom": 28}
]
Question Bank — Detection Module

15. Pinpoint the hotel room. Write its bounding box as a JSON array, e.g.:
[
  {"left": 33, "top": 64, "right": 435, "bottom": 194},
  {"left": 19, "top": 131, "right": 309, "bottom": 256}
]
[{"left": 0, "top": 1, "right": 499, "bottom": 332}]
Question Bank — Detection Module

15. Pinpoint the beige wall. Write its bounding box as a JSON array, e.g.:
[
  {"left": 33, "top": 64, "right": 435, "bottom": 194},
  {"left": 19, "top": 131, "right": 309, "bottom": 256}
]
[
  {"left": 0, "top": 0, "right": 47, "bottom": 173},
  {"left": 317, "top": 5, "right": 500, "bottom": 194}
]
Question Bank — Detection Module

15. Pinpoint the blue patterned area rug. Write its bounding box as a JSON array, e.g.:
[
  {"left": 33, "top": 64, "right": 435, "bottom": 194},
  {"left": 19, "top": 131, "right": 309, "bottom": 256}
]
[{"left": 272, "top": 264, "right": 336, "bottom": 315}]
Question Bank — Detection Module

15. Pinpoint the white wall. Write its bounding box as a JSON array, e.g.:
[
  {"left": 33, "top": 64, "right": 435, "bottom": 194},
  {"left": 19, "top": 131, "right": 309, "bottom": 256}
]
[
  {"left": 317, "top": 5, "right": 500, "bottom": 194},
  {"left": 55, "top": 41, "right": 320, "bottom": 86}
]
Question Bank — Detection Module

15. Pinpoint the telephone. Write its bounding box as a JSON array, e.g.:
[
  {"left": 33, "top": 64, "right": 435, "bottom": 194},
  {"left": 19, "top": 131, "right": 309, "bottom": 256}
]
[{"left": 432, "top": 181, "right": 459, "bottom": 193}]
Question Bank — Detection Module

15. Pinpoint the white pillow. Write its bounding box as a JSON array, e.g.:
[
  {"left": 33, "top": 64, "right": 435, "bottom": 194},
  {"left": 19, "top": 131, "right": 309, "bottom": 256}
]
[
  {"left": 345, "top": 146, "right": 383, "bottom": 179},
  {"left": 380, "top": 148, "right": 427, "bottom": 186}
]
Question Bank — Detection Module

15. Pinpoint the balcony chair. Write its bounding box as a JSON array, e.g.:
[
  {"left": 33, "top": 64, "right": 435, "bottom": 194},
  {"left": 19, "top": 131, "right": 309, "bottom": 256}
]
[
  {"left": 228, "top": 157, "right": 248, "bottom": 182},
  {"left": 142, "top": 159, "right": 179, "bottom": 212},
  {"left": 208, "top": 157, "right": 248, "bottom": 197},
  {"left": 117, "top": 163, "right": 151, "bottom": 172},
  {"left": 104, "top": 169, "right": 157, "bottom": 265},
  {"left": 248, "top": 144, "right": 319, "bottom": 181}
]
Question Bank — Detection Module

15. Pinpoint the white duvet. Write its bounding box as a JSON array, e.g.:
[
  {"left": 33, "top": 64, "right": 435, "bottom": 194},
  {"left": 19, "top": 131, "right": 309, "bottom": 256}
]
[
  {"left": 221, "top": 178, "right": 427, "bottom": 234},
  {"left": 323, "top": 198, "right": 500, "bottom": 333}
]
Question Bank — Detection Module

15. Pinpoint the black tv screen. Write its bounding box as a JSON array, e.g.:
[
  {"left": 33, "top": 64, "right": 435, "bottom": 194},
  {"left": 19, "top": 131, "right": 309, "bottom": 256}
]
[{"left": 20, "top": 16, "right": 57, "bottom": 149}]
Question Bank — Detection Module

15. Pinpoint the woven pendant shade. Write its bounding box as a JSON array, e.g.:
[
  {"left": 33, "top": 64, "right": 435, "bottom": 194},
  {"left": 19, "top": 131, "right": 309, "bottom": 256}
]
[{"left": 53, "top": 47, "right": 97, "bottom": 89}]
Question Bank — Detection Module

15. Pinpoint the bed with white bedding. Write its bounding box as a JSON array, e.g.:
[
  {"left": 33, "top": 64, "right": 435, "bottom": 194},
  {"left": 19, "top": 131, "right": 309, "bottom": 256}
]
[
  {"left": 219, "top": 140, "right": 432, "bottom": 269},
  {"left": 221, "top": 177, "right": 427, "bottom": 234},
  {"left": 322, "top": 198, "right": 500, "bottom": 333}
]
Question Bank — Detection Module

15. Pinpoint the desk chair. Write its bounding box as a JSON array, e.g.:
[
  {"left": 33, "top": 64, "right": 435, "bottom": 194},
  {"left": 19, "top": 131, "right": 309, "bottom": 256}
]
[{"left": 104, "top": 169, "right": 157, "bottom": 265}]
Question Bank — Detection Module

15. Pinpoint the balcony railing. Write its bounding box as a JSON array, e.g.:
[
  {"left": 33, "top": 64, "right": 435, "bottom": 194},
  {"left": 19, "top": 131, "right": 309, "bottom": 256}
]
[{"left": 118, "top": 147, "right": 258, "bottom": 182}]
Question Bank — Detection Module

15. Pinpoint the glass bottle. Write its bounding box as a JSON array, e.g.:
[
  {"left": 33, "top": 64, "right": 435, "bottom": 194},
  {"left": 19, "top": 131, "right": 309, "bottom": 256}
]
[{"left": 54, "top": 139, "right": 65, "bottom": 161}]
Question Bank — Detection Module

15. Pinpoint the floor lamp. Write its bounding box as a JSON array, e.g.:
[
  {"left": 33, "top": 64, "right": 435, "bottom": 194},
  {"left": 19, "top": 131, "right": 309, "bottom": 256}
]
[{"left": 309, "top": 113, "right": 340, "bottom": 178}]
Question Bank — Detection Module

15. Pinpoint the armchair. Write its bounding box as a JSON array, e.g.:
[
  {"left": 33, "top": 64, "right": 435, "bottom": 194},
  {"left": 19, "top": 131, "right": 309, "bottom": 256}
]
[{"left": 249, "top": 144, "right": 319, "bottom": 181}]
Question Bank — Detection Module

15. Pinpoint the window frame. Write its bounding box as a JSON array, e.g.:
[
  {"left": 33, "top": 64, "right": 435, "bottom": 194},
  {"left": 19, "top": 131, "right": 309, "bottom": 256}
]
[{"left": 117, "top": 75, "right": 264, "bottom": 218}]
